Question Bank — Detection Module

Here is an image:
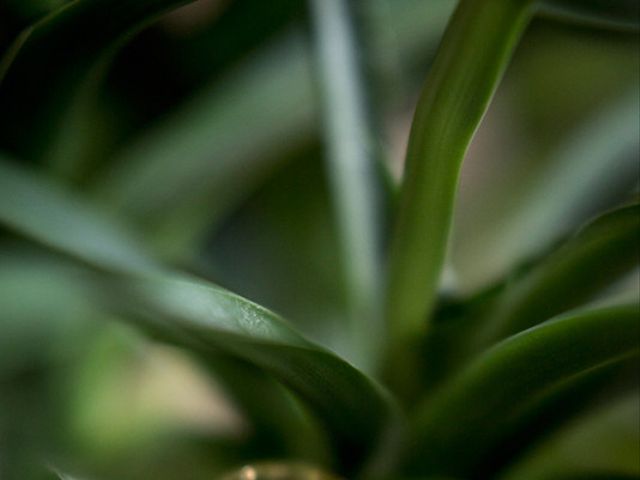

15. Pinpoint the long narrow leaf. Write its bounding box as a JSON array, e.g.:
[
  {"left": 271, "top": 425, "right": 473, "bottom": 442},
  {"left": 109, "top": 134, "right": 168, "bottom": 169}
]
[
  {"left": 0, "top": 251, "right": 328, "bottom": 463},
  {"left": 0, "top": 157, "right": 160, "bottom": 275},
  {"left": 308, "top": 0, "right": 385, "bottom": 371},
  {"left": 454, "top": 89, "right": 640, "bottom": 287},
  {"left": 102, "top": 271, "right": 401, "bottom": 473},
  {"left": 93, "top": 1, "right": 456, "bottom": 258},
  {"left": 384, "top": 0, "right": 534, "bottom": 352},
  {"left": 474, "top": 202, "right": 640, "bottom": 346},
  {"left": 97, "top": 32, "right": 317, "bottom": 258},
  {"left": 0, "top": 156, "right": 401, "bottom": 474},
  {"left": 501, "top": 392, "right": 640, "bottom": 480},
  {"left": 540, "top": 0, "right": 640, "bottom": 30},
  {"left": 408, "top": 305, "right": 640, "bottom": 477},
  {"left": 0, "top": 0, "right": 199, "bottom": 168}
]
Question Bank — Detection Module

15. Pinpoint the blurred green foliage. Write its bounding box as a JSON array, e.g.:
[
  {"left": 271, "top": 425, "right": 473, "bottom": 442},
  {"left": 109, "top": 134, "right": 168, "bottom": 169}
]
[{"left": 0, "top": 0, "right": 638, "bottom": 479}]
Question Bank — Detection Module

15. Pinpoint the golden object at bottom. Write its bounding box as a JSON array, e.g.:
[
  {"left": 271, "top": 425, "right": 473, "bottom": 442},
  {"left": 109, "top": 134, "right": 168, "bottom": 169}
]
[{"left": 219, "top": 462, "right": 341, "bottom": 480}]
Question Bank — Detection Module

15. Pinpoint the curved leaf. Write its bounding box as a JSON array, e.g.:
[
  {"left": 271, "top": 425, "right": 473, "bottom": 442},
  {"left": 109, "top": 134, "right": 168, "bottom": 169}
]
[
  {"left": 384, "top": 0, "right": 534, "bottom": 352},
  {"left": 408, "top": 305, "right": 640, "bottom": 477},
  {"left": 540, "top": 0, "right": 640, "bottom": 30},
  {"left": 100, "top": 271, "right": 401, "bottom": 473},
  {"left": 0, "top": 0, "right": 199, "bottom": 166},
  {"left": 0, "top": 156, "right": 401, "bottom": 474},
  {"left": 474, "top": 202, "right": 640, "bottom": 347},
  {"left": 0, "top": 156, "right": 160, "bottom": 275},
  {"left": 92, "top": 1, "right": 456, "bottom": 258},
  {"left": 0, "top": 251, "right": 329, "bottom": 464},
  {"left": 0, "top": 254, "right": 91, "bottom": 377},
  {"left": 96, "top": 31, "right": 318, "bottom": 257},
  {"left": 501, "top": 392, "right": 640, "bottom": 480},
  {"left": 453, "top": 88, "right": 639, "bottom": 288}
]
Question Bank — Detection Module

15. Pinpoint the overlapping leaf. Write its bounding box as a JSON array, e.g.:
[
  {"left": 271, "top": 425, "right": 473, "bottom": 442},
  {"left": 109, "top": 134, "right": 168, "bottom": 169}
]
[
  {"left": 408, "top": 305, "right": 639, "bottom": 477},
  {"left": 540, "top": 0, "right": 640, "bottom": 29},
  {"left": 0, "top": 0, "right": 200, "bottom": 168},
  {"left": 477, "top": 202, "right": 640, "bottom": 345},
  {"left": 0, "top": 156, "right": 401, "bottom": 473}
]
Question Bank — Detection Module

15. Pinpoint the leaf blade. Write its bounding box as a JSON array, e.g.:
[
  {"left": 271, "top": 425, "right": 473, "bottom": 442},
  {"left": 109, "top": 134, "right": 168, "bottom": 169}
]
[
  {"left": 0, "top": 156, "right": 401, "bottom": 473},
  {"left": 479, "top": 202, "right": 640, "bottom": 345},
  {"left": 0, "top": 0, "right": 199, "bottom": 167},
  {"left": 308, "top": 0, "right": 386, "bottom": 371},
  {"left": 384, "top": 0, "right": 534, "bottom": 350},
  {"left": 0, "top": 156, "right": 159, "bottom": 275},
  {"left": 408, "top": 305, "right": 640, "bottom": 476}
]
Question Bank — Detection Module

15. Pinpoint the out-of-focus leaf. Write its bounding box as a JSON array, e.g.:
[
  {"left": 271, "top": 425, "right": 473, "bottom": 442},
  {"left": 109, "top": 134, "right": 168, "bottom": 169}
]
[
  {"left": 0, "top": 28, "right": 32, "bottom": 85},
  {"left": 0, "top": 156, "right": 160, "bottom": 275},
  {"left": 93, "top": 1, "right": 456, "bottom": 259},
  {"left": 408, "top": 305, "right": 640, "bottom": 477},
  {"left": 543, "top": 475, "right": 640, "bottom": 480},
  {"left": 204, "top": 151, "right": 352, "bottom": 359},
  {"left": 0, "top": 254, "right": 91, "bottom": 376},
  {"left": 417, "top": 203, "right": 639, "bottom": 394},
  {"left": 473, "top": 202, "right": 640, "bottom": 347},
  {"left": 454, "top": 89, "right": 640, "bottom": 289},
  {"left": 54, "top": 469, "right": 84, "bottom": 480},
  {"left": 0, "top": 0, "right": 201, "bottom": 169},
  {"left": 473, "top": 355, "right": 637, "bottom": 477},
  {"left": 0, "top": 155, "right": 329, "bottom": 463},
  {"left": 384, "top": 0, "right": 534, "bottom": 394},
  {"left": 1, "top": 0, "right": 71, "bottom": 24},
  {"left": 197, "top": 353, "right": 330, "bottom": 464},
  {"left": 309, "top": 0, "right": 386, "bottom": 371},
  {"left": 385, "top": 0, "right": 534, "bottom": 344},
  {"left": 0, "top": 156, "right": 401, "bottom": 475},
  {"left": 500, "top": 392, "right": 640, "bottom": 480},
  {"left": 101, "top": 271, "right": 401, "bottom": 474},
  {"left": 540, "top": 0, "right": 640, "bottom": 30},
  {"left": 97, "top": 32, "right": 317, "bottom": 259}
]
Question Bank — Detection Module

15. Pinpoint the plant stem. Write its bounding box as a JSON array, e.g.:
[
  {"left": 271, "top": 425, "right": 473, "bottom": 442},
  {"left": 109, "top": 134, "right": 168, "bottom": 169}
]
[
  {"left": 309, "top": 0, "right": 385, "bottom": 371},
  {"left": 384, "top": 0, "right": 535, "bottom": 367}
]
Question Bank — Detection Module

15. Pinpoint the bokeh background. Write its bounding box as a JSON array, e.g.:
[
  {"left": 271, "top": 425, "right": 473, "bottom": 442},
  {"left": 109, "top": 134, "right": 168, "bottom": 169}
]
[{"left": 0, "top": 0, "right": 638, "bottom": 478}]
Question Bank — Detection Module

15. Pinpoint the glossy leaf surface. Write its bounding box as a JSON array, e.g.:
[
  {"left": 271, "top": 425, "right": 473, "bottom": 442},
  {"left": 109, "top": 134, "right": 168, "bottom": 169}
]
[
  {"left": 409, "top": 305, "right": 640, "bottom": 476},
  {"left": 0, "top": 156, "right": 400, "bottom": 473}
]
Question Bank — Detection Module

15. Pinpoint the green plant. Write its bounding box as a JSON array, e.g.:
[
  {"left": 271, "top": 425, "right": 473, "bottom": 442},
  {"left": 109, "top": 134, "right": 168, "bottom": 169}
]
[{"left": 0, "top": 0, "right": 638, "bottom": 479}]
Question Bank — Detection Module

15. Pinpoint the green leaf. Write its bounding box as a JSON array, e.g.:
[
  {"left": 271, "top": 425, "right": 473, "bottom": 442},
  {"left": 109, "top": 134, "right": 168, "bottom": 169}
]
[
  {"left": 0, "top": 253, "right": 92, "bottom": 377},
  {"left": 92, "top": 1, "right": 456, "bottom": 259},
  {"left": 96, "top": 31, "right": 318, "bottom": 259},
  {"left": 540, "top": 0, "right": 640, "bottom": 30},
  {"left": 100, "top": 271, "right": 401, "bottom": 473},
  {"left": 542, "top": 475, "right": 640, "bottom": 480},
  {"left": 501, "top": 392, "right": 640, "bottom": 480},
  {"left": 0, "top": 28, "right": 33, "bottom": 86},
  {"left": 0, "top": 156, "right": 160, "bottom": 276},
  {"left": 197, "top": 353, "right": 331, "bottom": 463},
  {"left": 309, "top": 0, "right": 386, "bottom": 371},
  {"left": 384, "top": 0, "right": 534, "bottom": 350},
  {"left": 0, "top": 251, "right": 328, "bottom": 464},
  {"left": 0, "top": 156, "right": 329, "bottom": 464},
  {"left": 0, "top": 156, "right": 401, "bottom": 474},
  {"left": 473, "top": 202, "right": 640, "bottom": 348},
  {"left": 452, "top": 88, "right": 639, "bottom": 289},
  {"left": 407, "top": 305, "right": 640, "bottom": 477},
  {"left": 0, "top": 0, "right": 200, "bottom": 169}
]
